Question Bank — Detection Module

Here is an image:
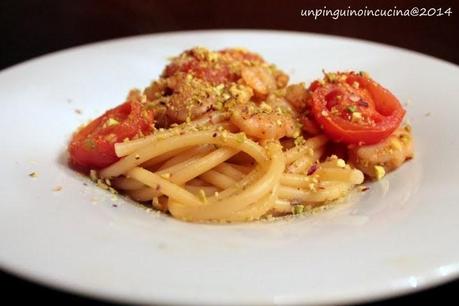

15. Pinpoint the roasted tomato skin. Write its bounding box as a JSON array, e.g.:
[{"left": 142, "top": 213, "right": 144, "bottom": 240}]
[
  {"left": 309, "top": 72, "right": 405, "bottom": 145},
  {"left": 68, "top": 100, "right": 154, "bottom": 171}
]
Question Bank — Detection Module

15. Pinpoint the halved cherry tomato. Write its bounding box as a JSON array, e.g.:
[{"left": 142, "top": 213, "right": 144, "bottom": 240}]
[
  {"left": 309, "top": 72, "right": 405, "bottom": 145},
  {"left": 68, "top": 100, "right": 154, "bottom": 171}
]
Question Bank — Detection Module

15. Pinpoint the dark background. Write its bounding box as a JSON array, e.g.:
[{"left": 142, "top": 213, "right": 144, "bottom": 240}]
[{"left": 1, "top": 0, "right": 458, "bottom": 305}]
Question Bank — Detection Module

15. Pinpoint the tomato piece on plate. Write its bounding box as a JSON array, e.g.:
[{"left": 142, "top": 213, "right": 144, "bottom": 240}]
[
  {"left": 309, "top": 72, "right": 405, "bottom": 145},
  {"left": 68, "top": 100, "right": 154, "bottom": 171}
]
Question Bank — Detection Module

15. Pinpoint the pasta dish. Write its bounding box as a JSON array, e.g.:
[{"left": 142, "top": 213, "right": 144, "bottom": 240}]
[{"left": 68, "top": 47, "right": 413, "bottom": 222}]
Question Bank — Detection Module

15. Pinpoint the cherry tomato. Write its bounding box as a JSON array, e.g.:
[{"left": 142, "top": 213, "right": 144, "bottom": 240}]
[
  {"left": 68, "top": 100, "right": 154, "bottom": 171},
  {"left": 309, "top": 72, "right": 405, "bottom": 145}
]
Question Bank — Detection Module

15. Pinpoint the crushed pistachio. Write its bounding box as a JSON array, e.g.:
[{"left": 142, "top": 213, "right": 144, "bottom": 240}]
[
  {"left": 220, "top": 130, "right": 229, "bottom": 142},
  {"left": 399, "top": 134, "right": 410, "bottom": 144},
  {"left": 222, "top": 93, "right": 231, "bottom": 101},
  {"left": 215, "top": 83, "right": 224, "bottom": 92},
  {"left": 374, "top": 165, "right": 386, "bottom": 180},
  {"left": 28, "top": 171, "right": 38, "bottom": 178},
  {"left": 351, "top": 111, "right": 362, "bottom": 121},
  {"left": 236, "top": 132, "right": 247, "bottom": 143},
  {"left": 106, "top": 118, "right": 119, "bottom": 127},
  {"left": 108, "top": 186, "right": 118, "bottom": 194},
  {"left": 96, "top": 179, "right": 109, "bottom": 190},
  {"left": 160, "top": 173, "right": 171, "bottom": 179},
  {"left": 294, "top": 136, "right": 306, "bottom": 147},
  {"left": 390, "top": 139, "right": 402, "bottom": 151},
  {"left": 260, "top": 102, "right": 272, "bottom": 113},
  {"left": 323, "top": 70, "right": 338, "bottom": 82},
  {"left": 347, "top": 105, "right": 357, "bottom": 113},
  {"left": 84, "top": 138, "right": 96, "bottom": 150},
  {"left": 215, "top": 101, "right": 224, "bottom": 110},
  {"left": 308, "top": 183, "right": 318, "bottom": 192},
  {"left": 89, "top": 169, "right": 98, "bottom": 182},
  {"left": 336, "top": 159, "right": 346, "bottom": 168},
  {"left": 104, "top": 133, "right": 117, "bottom": 143},
  {"left": 292, "top": 204, "right": 305, "bottom": 215},
  {"left": 208, "top": 52, "right": 219, "bottom": 62}
]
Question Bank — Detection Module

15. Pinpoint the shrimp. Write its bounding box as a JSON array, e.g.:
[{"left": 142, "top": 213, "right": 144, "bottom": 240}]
[
  {"left": 159, "top": 73, "right": 218, "bottom": 124},
  {"left": 284, "top": 83, "right": 322, "bottom": 135},
  {"left": 348, "top": 125, "right": 414, "bottom": 179},
  {"left": 265, "top": 93, "right": 296, "bottom": 115},
  {"left": 241, "top": 66, "right": 277, "bottom": 96},
  {"left": 284, "top": 83, "right": 310, "bottom": 111},
  {"left": 230, "top": 102, "right": 299, "bottom": 140}
]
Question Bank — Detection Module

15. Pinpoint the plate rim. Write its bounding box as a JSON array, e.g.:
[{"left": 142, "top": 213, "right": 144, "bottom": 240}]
[
  {"left": 1, "top": 29, "right": 458, "bottom": 75},
  {"left": 1, "top": 29, "right": 459, "bottom": 306}
]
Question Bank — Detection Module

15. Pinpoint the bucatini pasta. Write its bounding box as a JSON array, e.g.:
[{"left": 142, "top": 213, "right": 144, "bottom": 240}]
[{"left": 68, "top": 47, "right": 413, "bottom": 223}]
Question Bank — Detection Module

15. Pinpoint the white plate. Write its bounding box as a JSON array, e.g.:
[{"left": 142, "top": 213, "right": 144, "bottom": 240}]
[{"left": 1, "top": 30, "right": 458, "bottom": 306}]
